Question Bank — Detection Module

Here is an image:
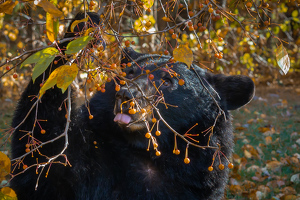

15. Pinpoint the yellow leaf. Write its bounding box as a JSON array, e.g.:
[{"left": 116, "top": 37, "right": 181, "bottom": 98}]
[
  {"left": 244, "top": 149, "right": 252, "bottom": 158},
  {"left": 36, "top": 0, "right": 63, "bottom": 18},
  {"left": 0, "top": 187, "right": 17, "bottom": 199},
  {"left": 275, "top": 44, "right": 290, "bottom": 75},
  {"left": 56, "top": 63, "right": 78, "bottom": 93},
  {"left": 0, "top": 152, "right": 10, "bottom": 182},
  {"left": 46, "top": 13, "right": 59, "bottom": 42},
  {"left": 265, "top": 136, "right": 272, "bottom": 145},
  {"left": 70, "top": 16, "right": 89, "bottom": 32},
  {"left": 141, "top": 0, "right": 154, "bottom": 9},
  {"left": 0, "top": 0, "right": 18, "bottom": 15},
  {"left": 39, "top": 66, "right": 61, "bottom": 98},
  {"left": 173, "top": 44, "right": 193, "bottom": 68}
]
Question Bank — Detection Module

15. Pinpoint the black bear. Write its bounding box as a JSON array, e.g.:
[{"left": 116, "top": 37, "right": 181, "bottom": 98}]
[{"left": 10, "top": 12, "right": 255, "bottom": 200}]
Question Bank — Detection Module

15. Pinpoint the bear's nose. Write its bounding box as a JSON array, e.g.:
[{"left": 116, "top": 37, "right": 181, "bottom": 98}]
[{"left": 116, "top": 88, "right": 133, "bottom": 102}]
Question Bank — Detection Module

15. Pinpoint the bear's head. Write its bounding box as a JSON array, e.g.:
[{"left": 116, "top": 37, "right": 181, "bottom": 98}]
[{"left": 112, "top": 47, "right": 255, "bottom": 151}]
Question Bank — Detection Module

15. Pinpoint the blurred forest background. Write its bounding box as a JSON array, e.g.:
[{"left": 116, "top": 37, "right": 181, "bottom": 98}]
[{"left": 0, "top": 0, "right": 299, "bottom": 199}]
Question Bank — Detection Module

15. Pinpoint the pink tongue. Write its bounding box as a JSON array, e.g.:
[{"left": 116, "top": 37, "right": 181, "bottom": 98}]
[{"left": 114, "top": 113, "right": 131, "bottom": 124}]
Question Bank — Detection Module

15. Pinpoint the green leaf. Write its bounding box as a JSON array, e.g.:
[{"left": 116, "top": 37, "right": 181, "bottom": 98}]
[
  {"left": 20, "top": 47, "right": 58, "bottom": 83},
  {"left": 292, "top": 10, "right": 298, "bottom": 18},
  {"left": 65, "top": 36, "right": 93, "bottom": 54},
  {"left": 39, "top": 66, "right": 61, "bottom": 98},
  {"left": 56, "top": 63, "right": 78, "bottom": 93},
  {"left": 275, "top": 44, "right": 290, "bottom": 75},
  {"left": 46, "top": 13, "right": 59, "bottom": 42}
]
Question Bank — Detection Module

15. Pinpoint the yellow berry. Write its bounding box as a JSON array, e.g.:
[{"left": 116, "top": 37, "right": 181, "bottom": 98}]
[
  {"left": 41, "top": 129, "right": 46, "bottom": 134},
  {"left": 130, "top": 101, "right": 135, "bottom": 107},
  {"left": 156, "top": 151, "right": 161, "bottom": 156},
  {"left": 152, "top": 118, "right": 157, "bottom": 123},
  {"left": 178, "top": 79, "right": 185, "bottom": 86},
  {"left": 129, "top": 108, "right": 137, "bottom": 115},
  {"left": 89, "top": 115, "right": 94, "bottom": 119},
  {"left": 208, "top": 8, "right": 214, "bottom": 13},
  {"left": 228, "top": 163, "right": 234, "bottom": 169},
  {"left": 219, "top": 164, "right": 225, "bottom": 170},
  {"left": 208, "top": 166, "right": 213, "bottom": 171}
]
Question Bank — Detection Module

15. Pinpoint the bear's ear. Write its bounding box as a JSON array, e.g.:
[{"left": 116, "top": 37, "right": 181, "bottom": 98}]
[
  {"left": 207, "top": 74, "right": 255, "bottom": 110},
  {"left": 121, "top": 47, "right": 143, "bottom": 64}
]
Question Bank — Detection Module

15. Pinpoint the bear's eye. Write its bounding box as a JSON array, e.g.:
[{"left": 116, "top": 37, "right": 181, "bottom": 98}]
[{"left": 161, "top": 78, "right": 172, "bottom": 87}]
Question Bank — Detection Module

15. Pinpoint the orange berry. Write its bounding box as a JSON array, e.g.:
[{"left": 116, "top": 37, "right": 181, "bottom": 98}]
[
  {"left": 89, "top": 88, "right": 93, "bottom": 92},
  {"left": 125, "top": 40, "right": 130, "bottom": 47},
  {"left": 130, "top": 101, "right": 135, "bottom": 107},
  {"left": 228, "top": 163, "right": 234, "bottom": 169},
  {"left": 23, "top": 165, "right": 28, "bottom": 170},
  {"left": 156, "top": 151, "right": 161, "bottom": 156},
  {"left": 184, "top": 157, "right": 190, "bottom": 164},
  {"left": 111, "top": 63, "right": 117, "bottom": 69},
  {"left": 188, "top": 26, "right": 194, "bottom": 31},
  {"left": 171, "top": 34, "right": 177, "bottom": 39},
  {"left": 175, "top": 149, "right": 180, "bottom": 155},
  {"left": 89, "top": 115, "right": 94, "bottom": 119},
  {"left": 149, "top": 74, "right": 154, "bottom": 80},
  {"left": 152, "top": 118, "right": 157, "bottom": 123},
  {"left": 90, "top": 0, "right": 95, "bottom": 6},
  {"left": 145, "top": 132, "right": 151, "bottom": 139},
  {"left": 25, "top": 144, "right": 30, "bottom": 148},
  {"left": 208, "top": 166, "right": 213, "bottom": 171},
  {"left": 97, "top": 87, "right": 101, "bottom": 91},
  {"left": 246, "top": 2, "right": 252, "bottom": 8},
  {"left": 110, "top": 47, "right": 115, "bottom": 52},
  {"left": 25, "top": 148, "right": 30, "bottom": 153},
  {"left": 40, "top": 83, "right": 44, "bottom": 87},
  {"left": 168, "top": 29, "right": 174, "bottom": 34},
  {"left": 120, "top": 80, "right": 126, "bottom": 85},
  {"left": 129, "top": 108, "right": 137, "bottom": 114},
  {"left": 87, "top": 79, "right": 92, "bottom": 84},
  {"left": 264, "top": 21, "right": 269, "bottom": 26},
  {"left": 178, "top": 79, "right": 185, "bottom": 86},
  {"left": 199, "top": 3, "right": 204, "bottom": 8},
  {"left": 127, "top": 63, "right": 132, "bottom": 67},
  {"left": 218, "top": 37, "right": 223, "bottom": 42},
  {"left": 115, "top": 84, "right": 120, "bottom": 91},
  {"left": 218, "top": 52, "right": 223, "bottom": 59},
  {"left": 155, "top": 131, "right": 161, "bottom": 136},
  {"left": 188, "top": 11, "right": 194, "bottom": 16},
  {"left": 101, "top": 88, "right": 106, "bottom": 93},
  {"left": 141, "top": 108, "right": 146, "bottom": 113},
  {"left": 145, "top": 69, "right": 150, "bottom": 74},
  {"left": 41, "top": 129, "right": 46, "bottom": 134},
  {"left": 214, "top": 53, "right": 219, "bottom": 57},
  {"left": 107, "top": 77, "right": 112, "bottom": 82},
  {"left": 219, "top": 164, "right": 225, "bottom": 170},
  {"left": 179, "top": 3, "right": 183, "bottom": 8},
  {"left": 5, "top": 66, "right": 10, "bottom": 70},
  {"left": 131, "top": 41, "right": 135, "bottom": 45},
  {"left": 145, "top": 21, "right": 151, "bottom": 27},
  {"left": 164, "top": 50, "right": 169, "bottom": 55},
  {"left": 13, "top": 73, "right": 18, "bottom": 79},
  {"left": 208, "top": 8, "right": 214, "bottom": 13},
  {"left": 188, "top": 21, "right": 193, "bottom": 26},
  {"left": 93, "top": 141, "right": 97, "bottom": 145},
  {"left": 153, "top": 143, "right": 158, "bottom": 148}
]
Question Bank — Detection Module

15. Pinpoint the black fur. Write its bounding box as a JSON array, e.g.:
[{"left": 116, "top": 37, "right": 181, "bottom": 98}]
[{"left": 11, "top": 12, "right": 255, "bottom": 200}]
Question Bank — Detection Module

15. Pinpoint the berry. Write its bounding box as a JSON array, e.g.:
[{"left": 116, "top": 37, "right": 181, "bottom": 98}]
[
  {"left": 107, "top": 77, "right": 112, "bottom": 82},
  {"left": 178, "top": 79, "right": 185, "bottom": 86},
  {"left": 179, "top": 3, "right": 183, "bottom": 8},
  {"left": 41, "top": 129, "right": 46, "bottom": 134},
  {"left": 141, "top": 108, "right": 146, "bottom": 113},
  {"left": 125, "top": 40, "right": 130, "bottom": 47},
  {"left": 89, "top": 115, "right": 94, "bottom": 120},
  {"left": 264, "top": 21, "right": 269, "bottom": 26},
  {"left": 199, "top": 3, "right": 204, "bottom": 8},
  {"left": 13, "top": 73, "right": 18, "bottom": 79},
  {"left": 131, "top": 41, "right": 135, "bottom": 45},
  {"left": 155, "top": 151, "right": 161, "bottom": 156},
  {"left": 215, "top": 53, "right": 219, "bottom": 58},
  {"left": 93, "top": 141, "right": 97, "bottom": 145},
  {"left": 129, "top": 108, "right": 137, "bottom": 114},
  {"left": 25, "top": 144, "right": 30, "bottom": 148},
  {"left": 5, "top": 66, "right": 10, "bottom": 70},
  {"left": 25, "top": 148, "right": 30, "bottom": 153},
  {"left": 208, "top": 8, "right": 214, "bottom": 13},
  {"left": 111, "top": 63, "right": 117, "bottom": 69},
  {"left": 145, "top": 69, "right": 150, "bottom": 74},
  {"left": 246, "top": 2, "right": 252, "bottom": 8},
  {"left": 145, "top": 21, "right": 151, "bottom": 27},
  {"left": 219, "top": 164, "right": 225, "bottom": 170},
  {"left": 120, "top": 80, "right": 126, "bottom": 85},
  {"left": 184, "top": 157, "right": 190, "bottom": 164},
  {"left": 115, "top": 84, "right": 120, "bottom": 91},
  {"left": 188, "top": 26, "right": 194, "bottom": 31},
  {"left": 218, "top": 37, "right": 223, "bottom": 42},
  {"left": 23, "top": 165, "right": 28, "bottom": 170},
  {"left": 130, "top": 101, "right": 135, "bottom": 107},
  {"left": 145, "top": 132, "right": 151, "bottom": 139},
  {"left": 228, "top": 163, "right": 234, "bottom": 169},
  {"left": 127, "top": 63, "right": 132, "bottom": 67},
  {"left": 188, "top": 11, "right": 194, "bottom": 16},
  {"left": 155, "top": 131, "right": 161, "bottom": 136},
  {"left": 164, "top": 50, "right": 169, "bottom": 55},
  {"left": 149, "top": 74, "right": 154, "bottom": 80},
  {"left": 54, "top": 60, "right": 58, "bottom": 65},
  {"left": 188, "top": 21, "right": 193, "bottom": 26},
  {"left": 90, "top": 0, "right": 96, "bottom": 6},
  {"left": 173, "top": 149, "right": 180, "bottom": 155},
  {"left": 87, "top": 79, "right": 92, "bottom": 84},
  {"left": 208, "top": 166, "right": 214, "bottom": 171},
  {"left": 101, "top": 88, "right": 106, "bottom": 93},
  {"left": 171, "top": 34, "right": 177, "bottom": 39},
  {"left": 152, "top": 118, "right": 157, "bottom": 123},
  {"left": 168, "top": 29, "right": 174, "bottom": 34},
  {"left": 89, "top": 88, "right": 93, "bottom": 92}
]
